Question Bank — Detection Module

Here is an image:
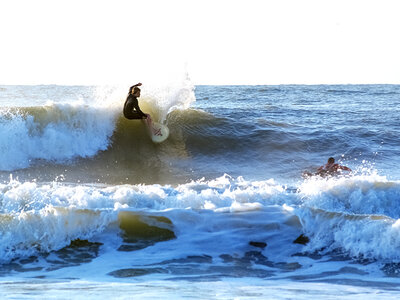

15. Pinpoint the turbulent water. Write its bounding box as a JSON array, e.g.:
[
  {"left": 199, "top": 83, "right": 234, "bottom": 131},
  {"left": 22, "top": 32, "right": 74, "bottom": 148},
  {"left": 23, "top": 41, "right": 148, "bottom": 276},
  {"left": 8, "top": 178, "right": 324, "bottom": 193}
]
[{"left": 1, "top": 83, "right": 400, "bottom": 298}]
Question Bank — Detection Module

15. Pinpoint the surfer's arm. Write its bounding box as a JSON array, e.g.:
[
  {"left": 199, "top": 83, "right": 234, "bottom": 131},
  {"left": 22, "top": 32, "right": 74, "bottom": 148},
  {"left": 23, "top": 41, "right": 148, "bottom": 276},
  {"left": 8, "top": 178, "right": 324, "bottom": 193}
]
[
  {"left": 130, "top": 83, "right": 142, "bottom": 89},
  {"left": 338, "top": 165, "right": 352, "bottom": 172}
]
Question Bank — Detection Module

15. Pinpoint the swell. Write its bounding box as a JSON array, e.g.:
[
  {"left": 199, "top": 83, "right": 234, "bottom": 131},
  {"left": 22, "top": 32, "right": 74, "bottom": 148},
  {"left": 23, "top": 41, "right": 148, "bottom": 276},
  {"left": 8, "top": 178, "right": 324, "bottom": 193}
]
[{"left": 0, "top": 100, "right": 393, "bottom": 184}]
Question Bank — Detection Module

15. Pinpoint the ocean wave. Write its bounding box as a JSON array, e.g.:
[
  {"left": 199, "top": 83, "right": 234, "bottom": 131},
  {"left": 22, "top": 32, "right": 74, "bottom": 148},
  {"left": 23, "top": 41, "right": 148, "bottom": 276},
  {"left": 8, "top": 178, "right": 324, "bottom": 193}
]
[
  {"left": 2, "top": 174, "right": 400, "bottom": 262},
  {"left": 296, "top": 206, "right": 400, "bottom": 261},
  {"left": 295, "top": 174, "right": 400, "bottom": 261},
  {"left": 0, "top": 100, "right": 298, "bottom": 182},
  {"left": 298, "top": 174, "right": 400, "bottom": 218},
  {"left": 0, "top": 83, "right": 196, "bottom": 172},
  {"left": 0, "top": 103, "right": 116, "bottom": 171},
  {"left": 0, "top": 175, "right": 287, "bottom": 262}
]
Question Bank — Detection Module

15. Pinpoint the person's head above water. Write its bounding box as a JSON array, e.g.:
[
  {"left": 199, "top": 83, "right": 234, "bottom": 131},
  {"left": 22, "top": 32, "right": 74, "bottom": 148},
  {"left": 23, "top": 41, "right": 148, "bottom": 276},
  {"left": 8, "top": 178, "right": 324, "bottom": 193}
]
[{"left": 327, "top": 157, "right": 335, "bottom": 164}]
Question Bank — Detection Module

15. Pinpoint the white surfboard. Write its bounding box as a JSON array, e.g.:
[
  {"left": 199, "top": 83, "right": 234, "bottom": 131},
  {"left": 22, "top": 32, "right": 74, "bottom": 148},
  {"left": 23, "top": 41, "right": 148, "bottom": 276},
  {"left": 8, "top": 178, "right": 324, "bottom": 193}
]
[{"left": 143, "top": 115, "right": 169, "bottom": 143}]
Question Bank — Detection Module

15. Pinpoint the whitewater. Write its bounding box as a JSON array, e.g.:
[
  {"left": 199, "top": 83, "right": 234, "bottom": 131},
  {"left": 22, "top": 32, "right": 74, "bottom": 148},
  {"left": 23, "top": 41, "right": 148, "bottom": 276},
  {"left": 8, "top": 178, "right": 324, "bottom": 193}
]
[{"left": 0, "top": 83, "right": 400, "bottom": 299}]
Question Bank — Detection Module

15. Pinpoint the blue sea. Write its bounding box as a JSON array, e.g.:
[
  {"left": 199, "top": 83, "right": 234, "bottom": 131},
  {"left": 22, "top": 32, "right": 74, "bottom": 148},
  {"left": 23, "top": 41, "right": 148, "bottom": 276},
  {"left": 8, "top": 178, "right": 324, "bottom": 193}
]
[{"left": 1, "top": 82, "right": 400, "bottom": 299}]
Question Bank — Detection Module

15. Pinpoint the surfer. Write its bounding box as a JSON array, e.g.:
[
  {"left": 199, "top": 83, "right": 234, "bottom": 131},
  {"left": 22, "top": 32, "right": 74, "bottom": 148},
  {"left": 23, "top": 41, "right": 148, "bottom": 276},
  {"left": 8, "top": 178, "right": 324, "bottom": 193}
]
[
  {"left": 123, "top": 83, "right": 162, "bottom": 136},
  {"left": 316, "top": 157, "right": 352, "bottom": 176},
  {"left": 123, "top": 83, "right": 148, "bottom": 120},
  {"left": 303, "top": 157, "right": 352, "bottom": 178}
]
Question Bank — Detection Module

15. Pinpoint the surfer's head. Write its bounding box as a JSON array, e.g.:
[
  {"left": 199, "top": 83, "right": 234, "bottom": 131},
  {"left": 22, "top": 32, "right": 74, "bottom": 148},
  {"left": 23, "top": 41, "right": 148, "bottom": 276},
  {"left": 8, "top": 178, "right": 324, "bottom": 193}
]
[
  {"left": 132, "top": 87, "right": 141, "bottom": 97},
  {"left": 327, "top": 157, "right": 335, "bottom": 164}
]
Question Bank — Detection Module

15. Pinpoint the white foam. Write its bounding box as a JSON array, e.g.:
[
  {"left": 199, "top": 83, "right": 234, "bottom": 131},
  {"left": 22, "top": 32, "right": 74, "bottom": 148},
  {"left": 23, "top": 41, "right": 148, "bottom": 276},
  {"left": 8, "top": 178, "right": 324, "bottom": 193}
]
[
  {"left": 297, "top": 173, "right": 400, "bottom": 260},
  {"left": 298, "top": 173, "right": 400, "bottom": 217},
  {"left": 3, "top": 173, "right": 400, "bottom": 262},
  {"left": 0, "top": 102, "right": 116, "bottom": 171},
  {"left": 0, "top": 205, "right": 115, "bottom": 262},
  {"left": 0, "top": 175, "right": 289, "bottom": 261}
]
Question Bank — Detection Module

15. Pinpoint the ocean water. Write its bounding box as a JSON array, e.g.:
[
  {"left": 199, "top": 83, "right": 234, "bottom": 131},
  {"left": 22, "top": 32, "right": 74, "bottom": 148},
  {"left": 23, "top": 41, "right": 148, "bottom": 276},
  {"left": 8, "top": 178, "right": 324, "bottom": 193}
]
[{"left": 1, "top": 83, "right": 400, "bottom": 299}]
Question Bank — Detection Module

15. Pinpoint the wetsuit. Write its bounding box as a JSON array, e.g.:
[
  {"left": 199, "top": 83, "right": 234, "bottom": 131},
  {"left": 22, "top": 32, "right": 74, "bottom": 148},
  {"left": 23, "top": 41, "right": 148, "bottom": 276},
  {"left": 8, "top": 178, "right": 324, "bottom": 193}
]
[{"left": 123, "top": 94, "right": 147, "bottom": 119}]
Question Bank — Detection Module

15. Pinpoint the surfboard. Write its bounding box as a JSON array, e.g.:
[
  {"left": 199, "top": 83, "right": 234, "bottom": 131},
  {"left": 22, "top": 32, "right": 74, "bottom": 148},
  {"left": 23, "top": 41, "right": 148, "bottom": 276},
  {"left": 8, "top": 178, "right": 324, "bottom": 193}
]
[{"left": 143, "top": 115, "right": 169, "bottom": 143}]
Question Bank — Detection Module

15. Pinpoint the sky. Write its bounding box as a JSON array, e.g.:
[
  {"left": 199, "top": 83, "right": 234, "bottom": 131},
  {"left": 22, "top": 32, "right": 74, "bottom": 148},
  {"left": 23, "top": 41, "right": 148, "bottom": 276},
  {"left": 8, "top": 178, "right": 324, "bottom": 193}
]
[{"left": 0, "top": 0, "right": 399, "bottom": 85}]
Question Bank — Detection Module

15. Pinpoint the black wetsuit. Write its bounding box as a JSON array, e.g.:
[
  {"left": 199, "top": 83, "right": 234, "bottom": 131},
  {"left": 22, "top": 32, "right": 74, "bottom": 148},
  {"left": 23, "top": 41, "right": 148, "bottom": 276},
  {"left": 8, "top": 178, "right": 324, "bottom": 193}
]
[{"left": 123, "top": 94, "right": 146, "bottom": 119}]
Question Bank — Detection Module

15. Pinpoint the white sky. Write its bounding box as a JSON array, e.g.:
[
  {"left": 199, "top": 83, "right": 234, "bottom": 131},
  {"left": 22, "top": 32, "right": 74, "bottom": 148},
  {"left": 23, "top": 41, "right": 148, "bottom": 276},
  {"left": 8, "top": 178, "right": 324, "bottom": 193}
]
[{"left": 1, "top": 0, "right": 399, "bottom": 85}]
